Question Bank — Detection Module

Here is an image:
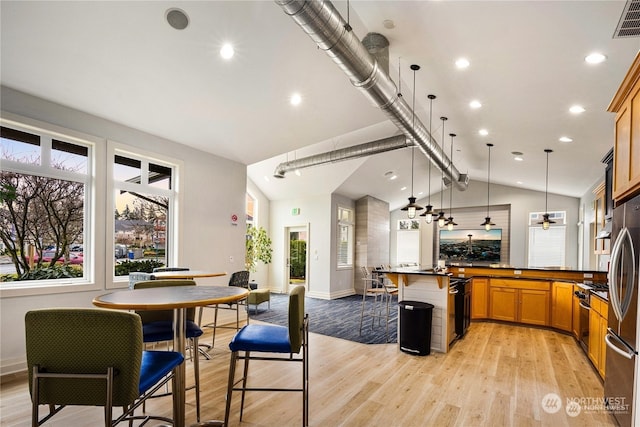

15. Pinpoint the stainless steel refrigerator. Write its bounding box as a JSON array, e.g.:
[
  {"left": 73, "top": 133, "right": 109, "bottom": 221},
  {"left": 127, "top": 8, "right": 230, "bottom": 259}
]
[{"left": 605, "top": 193, "right": 640, "bottom": 427}]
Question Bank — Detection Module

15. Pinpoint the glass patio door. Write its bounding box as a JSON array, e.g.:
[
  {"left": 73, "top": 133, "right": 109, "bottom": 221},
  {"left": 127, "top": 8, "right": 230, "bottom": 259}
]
[{"left": 286, "top": 225, "right": 308, "bottom": 292}]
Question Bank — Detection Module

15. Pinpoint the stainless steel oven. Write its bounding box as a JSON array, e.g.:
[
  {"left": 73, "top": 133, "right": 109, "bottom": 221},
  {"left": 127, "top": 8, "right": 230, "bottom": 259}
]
[{"left": 574, "top": 285, "right": 591, "bottom": 352}]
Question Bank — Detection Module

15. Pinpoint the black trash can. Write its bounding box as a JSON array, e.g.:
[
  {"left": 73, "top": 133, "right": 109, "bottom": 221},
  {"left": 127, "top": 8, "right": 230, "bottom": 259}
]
[{"left": 399, "top": 300, "right": 434, "bottom": 356}]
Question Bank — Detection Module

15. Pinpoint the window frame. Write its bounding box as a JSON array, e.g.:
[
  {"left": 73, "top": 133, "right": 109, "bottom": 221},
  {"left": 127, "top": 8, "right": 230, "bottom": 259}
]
[
  {"left": 0, "top": 115, "right": 101, "bottom": 296},
  {"left": 107, "top": 141, "right": 182, "bottom": 288},
  {"left": 336, "top": 206, "right": 354, "bottom": 269},
  {"left": 527, "top": 210, "right": 567, "bottom": 268}
]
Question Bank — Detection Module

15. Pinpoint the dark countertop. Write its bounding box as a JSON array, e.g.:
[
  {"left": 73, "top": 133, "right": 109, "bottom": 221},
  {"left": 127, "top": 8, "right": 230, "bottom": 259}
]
[
  {"left": 379, "top": 268, "right": 448, "bottom": 277},
  {"left": 448, "top": 264, "right": 607, "bottom": 275}
]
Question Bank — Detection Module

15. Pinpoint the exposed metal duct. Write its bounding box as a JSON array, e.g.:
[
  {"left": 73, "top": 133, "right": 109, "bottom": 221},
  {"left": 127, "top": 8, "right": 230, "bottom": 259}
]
[
  {"left": 362, "top": 32, "right": 389, "bottom": 75},
  {"left": 275, "top": 0, "right": 468, "bottom": 190},
  {"left": 274, "top": 135, "right": 410, "bottom": 178}
]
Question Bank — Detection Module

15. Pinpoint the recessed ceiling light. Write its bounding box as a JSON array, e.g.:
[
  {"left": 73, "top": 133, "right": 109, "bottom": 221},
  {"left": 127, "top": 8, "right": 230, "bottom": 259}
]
[
  {"left": 469, "top": 100, "right": 482, "bottom": 109},
  {"left": 479, "top": 129, "right": 489, "bottom": 136},
  {"left": 417, "top": 191, "right": 424, "bottom": 195},
  {"left": 389, "top": 175, "right": 398, "bottom": 180},
  {"left": 290, "top": 93, "right": 302, "bottom": 106},
  {"left": 220, "top": 43, "right": 235, "bottom": 60},
  {"left": 263, "top": 175, "right": 270, "bottom": 182},
  {"left": 517, "top": 181, "right": 523, "bottom": 185},
  {"left": 400, "top": 186, "right": 407, "bottom": 191},
  {"left": 514, "top": 156, "right": 524, "bottom": 162},
  {"left": 383, "top": 19, "right": 395, "bottom": 29},
  {"left": 455, "top": 58, "right": 470, "bottom": 69},
  {"left": 511, "top": 151, "right": 524, "bottom": 161},
  {"left": 559, "top": 136, "right": 573, "bottom": 143},
  {"left": 569, "top": 105, "right": 585, "bottom": 114},
  {"left": 295, "top": 169, "right": 301, "bottom": 176},
  {"left": 585, "top": 52, "right": 607, "bottom": 64}
]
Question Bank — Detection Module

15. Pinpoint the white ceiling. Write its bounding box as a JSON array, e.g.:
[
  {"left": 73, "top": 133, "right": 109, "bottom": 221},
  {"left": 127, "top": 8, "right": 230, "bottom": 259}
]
[{"left": 2, "top": 1, "right": 639, "bottom": 211}]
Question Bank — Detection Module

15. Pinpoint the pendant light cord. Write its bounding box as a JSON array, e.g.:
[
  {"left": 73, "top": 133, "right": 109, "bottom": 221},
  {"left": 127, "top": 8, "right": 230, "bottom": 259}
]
[
  {"left": 545, "top": 150, "right": 549, "bottom": 213},
  {"left": 440, "top": 117, "right": 447, "bottom": 209},
  {"left": 410, "top": 67, "right": 416, "bottom": 197},
  {"left": 487, "top": 144, "right": 492, "bottom": 217},
  {"left": 449, "top": 134, "right": 454, "bottom": 217},
  {"left": 427, "top": 96, "right": 433, "bottom": 204}
]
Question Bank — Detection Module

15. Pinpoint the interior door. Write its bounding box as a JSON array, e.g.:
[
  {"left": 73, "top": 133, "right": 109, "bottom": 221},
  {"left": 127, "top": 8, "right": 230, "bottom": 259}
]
[{"left": 286, "top": 225, "right": 308, "bottom": 292}]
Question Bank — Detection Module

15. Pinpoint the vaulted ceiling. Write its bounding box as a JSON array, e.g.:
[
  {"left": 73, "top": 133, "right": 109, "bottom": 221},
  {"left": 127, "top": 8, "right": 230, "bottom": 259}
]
[{"left": 2, "top": 1, "right": 639, "bottom": 210}]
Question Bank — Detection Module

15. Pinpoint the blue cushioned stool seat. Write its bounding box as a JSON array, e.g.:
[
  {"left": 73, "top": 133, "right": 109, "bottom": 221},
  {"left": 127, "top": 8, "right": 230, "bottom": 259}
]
[
  {"left": 139, "top": 350, "right": 184, "bottom": 395},
  {"left": 229, "top": 324, "right": 291, "bottom": 353},
  {"left": 142, "top": 320, "right": 203, "bottom": 343}
]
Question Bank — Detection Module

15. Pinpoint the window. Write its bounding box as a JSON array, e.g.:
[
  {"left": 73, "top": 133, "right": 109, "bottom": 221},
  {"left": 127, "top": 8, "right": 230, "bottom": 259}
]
[
  {"left": 396, "top": 220, "right": 420, "bottom": 265},
  {"left": 246, "top": 192, "right": 256, "bottom": 227},
  {"left": 0, "top": 123, "right": 92, "bottom": 286},
  {"left": 112, "top": 149, "right": 177, "bottom": 278},
  {"left": 337, "top": 207, "right": 353, "bottom": 267},
  {"left": 528, "top": 211, "right": 566, "bottom": 268}
]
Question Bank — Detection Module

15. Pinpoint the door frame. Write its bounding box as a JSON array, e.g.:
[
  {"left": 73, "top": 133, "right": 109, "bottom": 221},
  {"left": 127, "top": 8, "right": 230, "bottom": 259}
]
[{"left": 284, "top": 223, "right": 309, "bottom": 293}]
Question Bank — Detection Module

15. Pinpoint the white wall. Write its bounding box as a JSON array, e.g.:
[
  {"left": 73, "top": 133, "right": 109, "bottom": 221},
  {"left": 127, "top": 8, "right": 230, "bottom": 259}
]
[
  {"left": 0, "top": 87, "right": 247, "bottom": 374},
  {"left": 269, "top": 195, "right": 333, "bottom": 298},
  {"left": 247, "top": 177, "right": 271, "bottom": 287},
  {"left": 390, "top": 179, "right": 583, "bottom": 269}
]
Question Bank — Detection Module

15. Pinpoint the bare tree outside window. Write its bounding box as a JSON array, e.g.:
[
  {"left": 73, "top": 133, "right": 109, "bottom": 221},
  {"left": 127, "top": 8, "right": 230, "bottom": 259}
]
[{"left": 1, "top": 126, "right": 88, "bottom": 281}]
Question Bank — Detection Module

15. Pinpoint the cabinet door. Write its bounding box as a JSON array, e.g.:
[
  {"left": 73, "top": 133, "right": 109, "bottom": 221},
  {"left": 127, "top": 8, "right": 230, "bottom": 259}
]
[
  {"left": 471, "top": 278, "right": 488, "bottom": 319},
  {"left": 551, "top": 282, "right": 573, "bottom": 332},
  {"left": 588, "top": 307, "right": 601, "bottom": 368},
  {"left": 489, "top": 287, "right": 517, "bottom": 322},
  {"left": 519, "top": 289, "right": 550, "bottom": 326},
  {"left": 599, "top": 314, "right": 607, "bottom": 378},
  {"left": 613, "top": 85, "right": 640, "bottom": 203},
  {"left": 572, "top": 286, "right": 580, "bottom": 339}
]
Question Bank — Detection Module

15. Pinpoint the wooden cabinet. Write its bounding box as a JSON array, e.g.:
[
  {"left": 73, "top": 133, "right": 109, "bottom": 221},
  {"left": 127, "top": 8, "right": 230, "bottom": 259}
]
[
  {"left": 488, "top": 279, "right": 550, "bottom": 326},
  {"left": 471, "top": 277, "right": 489, "bottom": 319},
  {"left": 588, "top": 295, "right": 608, "bottom": 379},
  {"left": 593, "top": 182, "right": 610, "bottom": 254},
  {"left": 551, "top": 281, "right": 574, "bottom": 332},
  {"left": 520, "top": 289, "right": 550, "bottom": 326},
  {"left": 489, "top": 286, "right": 517, "bottom": 322},
  {"left": 608, "top": 51, "right": 640, "bottom": 205}
]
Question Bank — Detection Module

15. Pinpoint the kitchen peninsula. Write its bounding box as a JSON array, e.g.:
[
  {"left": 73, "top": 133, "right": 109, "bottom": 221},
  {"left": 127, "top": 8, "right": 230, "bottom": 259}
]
[
  {"left": 382, "top": 266, "right": 608, "bottom": 358},
  {"left": 382, "top": 269, "right": 453, "bottom": 354}
]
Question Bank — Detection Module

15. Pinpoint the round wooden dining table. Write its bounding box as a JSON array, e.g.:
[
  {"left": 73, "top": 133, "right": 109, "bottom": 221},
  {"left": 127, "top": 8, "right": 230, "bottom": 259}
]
[{"left": 93, "top": 285, "right": 249, "bottom": 427}]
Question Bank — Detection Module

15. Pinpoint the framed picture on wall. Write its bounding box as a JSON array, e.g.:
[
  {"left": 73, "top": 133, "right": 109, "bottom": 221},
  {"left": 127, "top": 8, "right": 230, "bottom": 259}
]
[{"left": 439, "top": 229, "right": 502, "bottom": 264}]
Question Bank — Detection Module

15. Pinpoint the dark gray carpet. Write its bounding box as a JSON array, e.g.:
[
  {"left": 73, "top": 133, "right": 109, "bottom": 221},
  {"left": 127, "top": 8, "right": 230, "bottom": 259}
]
[{"left": 249, "top": 293, "right": 397, "bottom": 344}]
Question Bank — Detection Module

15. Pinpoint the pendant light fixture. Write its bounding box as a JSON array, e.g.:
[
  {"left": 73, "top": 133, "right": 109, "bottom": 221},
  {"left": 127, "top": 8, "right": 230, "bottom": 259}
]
[
  {"left": 480, "top": 143, "right": 496, "bottom": 231},
  {"left": 538, "top": 148, "right": 556, "bottom": 230},
  {"left": 420, "top": 94, "right": 436, "bottom": 224},
  {"left": 445, "top": 133, "right": 458, "bottom": 231},
  {"left": 436, "top": 116, "right": 448, "bottom": 227},
  {"left": 400, "top": 64, "right": 423, "bottom": 219}
]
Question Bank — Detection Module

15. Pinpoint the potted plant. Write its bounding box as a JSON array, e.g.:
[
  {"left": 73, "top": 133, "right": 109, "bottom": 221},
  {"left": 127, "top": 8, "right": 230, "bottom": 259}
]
[{"left": 245, "top": 226, "right": 272, "bottom": 273}]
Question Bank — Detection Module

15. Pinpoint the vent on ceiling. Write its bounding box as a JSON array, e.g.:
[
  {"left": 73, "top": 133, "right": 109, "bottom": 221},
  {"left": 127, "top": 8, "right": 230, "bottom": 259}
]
[{"left": 614, "top": 0, "right": 640, "bottom": 38}]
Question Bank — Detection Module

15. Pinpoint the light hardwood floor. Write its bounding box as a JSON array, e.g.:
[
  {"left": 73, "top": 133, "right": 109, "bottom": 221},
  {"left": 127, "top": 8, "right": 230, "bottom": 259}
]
[{"left": 0, "top": 321, "right": 617, "bottom": 427}]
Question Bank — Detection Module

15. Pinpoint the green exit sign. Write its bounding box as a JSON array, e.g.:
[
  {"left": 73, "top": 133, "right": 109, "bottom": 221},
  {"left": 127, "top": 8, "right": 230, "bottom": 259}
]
[{"left": 292, "top": 208, "right": 300, "bottom": 216}]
